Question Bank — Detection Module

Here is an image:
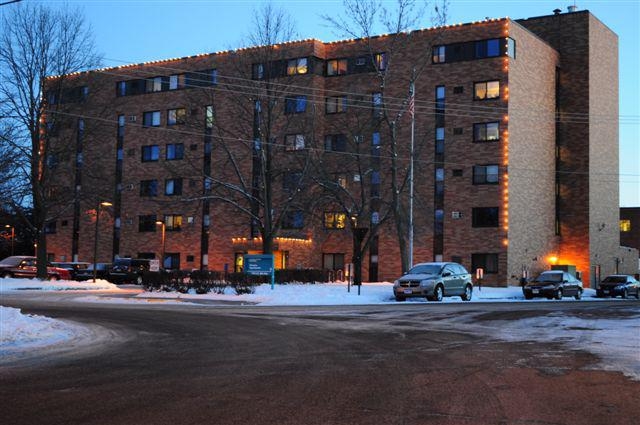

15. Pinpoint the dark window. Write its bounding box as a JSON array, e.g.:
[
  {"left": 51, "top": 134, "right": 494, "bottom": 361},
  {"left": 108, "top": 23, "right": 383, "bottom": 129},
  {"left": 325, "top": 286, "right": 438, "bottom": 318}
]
[
  {"left": 116, "top": 81, "right": 126, "bottom": 97},
  {"left": 453, "top": 127, "right": 463, "bottom": 135},
  {"left": 453, "top": 86, "right": 464, "bottom": 94},
  {"left": 436, "top": 127, "right": 445, "bottom": 154},
  {"left": 143, "top": 111, "right": 161, "bottom": 127},
  {"left": 167, "top": 108, "right": 186, "bottom": 125},
  {"left": 507, "top": 37, "right": 516, "bottom": 59},
  {"left": 475, "top": 39, "right": 500, "bottom": 59},
  {"left": 138, "top": 215, "right": 157, "bottom": 232},
  {"left": 434, "top": 209, "right": 444, "bottom": 235},
  {"left": 452, "top": 169, "right": 463, "bottom": 177},
  {"left": 146, "top": 76, "right": 163, "bottom": 93},
  {"left": 324, "top": 134, "right": 347, "bottom": 152},
  {"left": 282, "top": 211, "right": 304, "bottom": 229},
  {"left": 163, "top": 253, "right": 180, "bottom": 270},
  {"left": 326, "top": 59, "right": 348, "bottom": 76},
  {"left": 471, "top": 253, "right": 499, "bottom": 274},
  {"left": 252, "top": 63, "right": 264, "bottom": 79},
  {"left": 169, "top": 74, "right": 185, "bottom": 90},
  {"left": 287, "top": 58, "right": 308, "bottom": 75},
  {"left": 372, "top": 92, "right": 382, "bottom": 116},
  {"left": 474, "top": 81, "right": 500, "bottom": 100},
  {"left": 473, "top": 165, "right": 499, "bottom": 184},
  {"left": 285, "top": 95, "right": 307, "bottom": 114},
  {"left": 472, "top": 207, "right": 499, "bottom": 227},
  {"left": 324, "top": 212, "right": 347, "bottom": 229},
  {"left": 44, "top": 221, "right": 57, "bottom": 234},
  {"left": 283, "top": 171, "right": 302, "bottom": 192},
  {"left": 164, "top": 215, "right": 182, "bottom": 231},
  {"left": 323, "top": 253, "right": 345, "bottom": 270},
  {"left": 285, "top": 134, "right": 305, "bottom": 151},
  {"left": 432, "top": 45, "right": 445, "bottom": 63},
  {"left": 140, "top": 180, "right": 158, "bottom": 196},
  {"left": 186, "top": 255, "right": 195, "bottom": 263},
  {"left": 473, "top": 122, "right": 500, "bottom": 142},
  {"left": 326, "top": 96, "right": 347, "bottom": 114},
  {"left": 165, "top": 178, "right": 183, "bottom": 196},
  {"left": 166, "top": 143, "right": 184, "bottom": 160},
  {"left": 141, "top": 145, "right": 159, "bottom": 162}
]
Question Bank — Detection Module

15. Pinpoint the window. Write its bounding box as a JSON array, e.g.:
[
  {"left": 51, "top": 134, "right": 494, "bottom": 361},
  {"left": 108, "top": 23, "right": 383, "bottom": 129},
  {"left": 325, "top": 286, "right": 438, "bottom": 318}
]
[
  {"left": 282, "top": 211, "right": 304, "bottom": 229},
  {"left": 285, "top": 95, "right": 307, "bottom": 114},
  {"left": 209, "top": 69, "right": 218, "bottom": 85},
  {"left": 165, "top": 178, "right": 183, "bottom": 196},
  {"left": 143, "top": 111, "right": 161, "bottom": 127},
  {"left": 164, "top": 215, "right": 183, "bottom": 231},
  {"left": 324, "top": 134, "right": 347, "bottom": 152},
  {"left": 167, "top": 108, "right": 186, "bottom": 125},
  {"left": 166, "top": 143, "right": 184, "bottom": 160},
  {"left": 285, "top": 134, "right": 305, "bottom": 151},
  {"left": 435, "top": 209, "right": 444, "bottom": 235},
  {"left": 473, "top": 122, "right": 500, "bottom": 142},
  {"left": 436, "top": 127, "right": 445, "bottom": 154},
  {"left": 323, "top": 253, "right": 345, "bottom": 270},
  {"left": 472, "top": 207, "right": 499, "bottom": 227},
  {"left": 475, "top": 39, "right": 500, "bottom": 59},
  {"left": 620, "top": 220, "right": 631, "bottom": 232},
  {"left": 474, "top": 81, "right": 500, "bottom": 100},
  {"left": 453, "top": 86, "right": 464, "bottom": 94},
  {"left": 138, "top": 215, "right": 157, "bottom": 232},
  {"left": 326, "top": 59, "right": 348, "bottom": 76},
  {"left": 336, "top": 174, "right": 347, "bottom": 189},
  {"left": 452, "top": 169, "right": 463, "bottom": 177},
  {"left": 205, "top": 105, "right": 214, "bottom": 129},
  {"left": 324, "top": 212, "right": 347, "bottom": 229},
  {"left": 140, "top": 180, "right": 158, "bottom": 196},
  {"left": 507, "top": 37, "right": 516, "bottom": 59},
  {"left": 141, "top": 145, "right": 159, "bottom": 162},
  {"left": 326, "top": 96, "right": 347, "bottom": 114},
  {"left": 287, "top": 57, "right": 308, "bottom": 75},
  {"left": 471, "top": 253, "right": 499, "bottom": 274},
  {"left": 163, "top": 253, "right": 180, "bottom": 270},
  {"left": 252, "top": 63, "right": 264, "bottom": 79},
  {"left": 146, "top": 76, "right": 163, "bottom": 93},
  {"left": 283, "top": 171, "right": 302, "bottom": 192},
  {"left": 117, "top": 81, "right": 126, "bottom": 97},
  {"left": 44, "top": 221, "right": 57, "bottom": 234},
  {"left": 375, "top": 52, "right": 387, "bottom": 70},
  {"left": 453, "top": 127, "right": 463, "bottom": 135},
  {"left": 432, "top": 45, "right": 445, "bottom": 63},
  {"left": 473, "top": 165, "right": 499, "bottom": 184},
  {"left": 169, "top": 74, "right": 185, "bottom": 90},
  {"left": 372, "top": 92, "right": 382, "bottom": 116}
]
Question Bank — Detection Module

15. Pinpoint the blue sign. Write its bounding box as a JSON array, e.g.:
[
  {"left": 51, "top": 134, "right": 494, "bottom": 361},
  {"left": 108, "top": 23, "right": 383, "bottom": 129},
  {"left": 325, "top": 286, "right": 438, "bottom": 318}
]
[{"left": 244, "top": 254, "right": 275, "bottom": 289}]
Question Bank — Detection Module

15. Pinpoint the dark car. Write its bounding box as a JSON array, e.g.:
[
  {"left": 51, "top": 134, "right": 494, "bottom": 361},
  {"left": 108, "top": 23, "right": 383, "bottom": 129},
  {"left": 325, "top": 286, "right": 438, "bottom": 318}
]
[
  {"left": 523, "top": 270, "right": 583, "bottom": 300},
  {"left": 75, "top": 263, "right": 112, "bottom": 281},
  {"left": 0, "top": 256, "right": 72, "bottom": 280},
  {"left": 51, "top": 262, "right": 90, "bottom": 280},
  {"left": 596, "top": 275, "right": 640, "bottom": 299},
  {"left": 393, "top": 262, "right": 473, "bottom": 302},
  {"left": 108, "top": 258, "right": 152, "bottom": 284}
]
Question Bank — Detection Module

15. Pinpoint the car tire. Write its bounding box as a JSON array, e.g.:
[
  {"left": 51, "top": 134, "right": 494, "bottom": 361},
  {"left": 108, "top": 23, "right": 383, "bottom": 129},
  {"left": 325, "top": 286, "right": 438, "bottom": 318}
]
[
  {"left": 430, "top": 285, "right": 443, "bottom": 302},
  {"left": 574, "top": 288, "right": 582, "bottom": 300},
  {"left": 136, "top": 275, "right": 143, "bottom": 285},
  {"left": 524, "top": 293, "right": 533, "bottom": 300},
  {"left": 461, "top": 284, "right": 472, "bottom": 301},
  {"left": 595, "top": 290, "right": 603, "bottom": 298},
  {"left": 622, "top": 289, "right": 628, "bottom": 299},
  {"left": 395, "top": 296, "right": 406, "bottom": 302},
  {"left": 555, "top": 289, "right": 563, "bottom": 300}
]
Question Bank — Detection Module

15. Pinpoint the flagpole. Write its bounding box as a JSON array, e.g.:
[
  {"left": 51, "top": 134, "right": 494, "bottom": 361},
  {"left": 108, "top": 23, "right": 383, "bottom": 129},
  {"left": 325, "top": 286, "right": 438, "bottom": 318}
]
[{"left": 408, "top": 77, "right": 415, "bottom": 270}]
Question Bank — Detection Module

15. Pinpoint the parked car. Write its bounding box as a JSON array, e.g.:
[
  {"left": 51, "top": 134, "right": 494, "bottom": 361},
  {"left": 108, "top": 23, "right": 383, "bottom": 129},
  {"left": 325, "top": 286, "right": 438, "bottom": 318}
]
[
  {"left": 596, "top": 275, "right": 640, "bottom": 299},
  {"left": 523, "top": 270, "right": 583, "bottom": 300},
  {"left": 0, "top": 256, "right": 71, "bottom": 280},
  {"left": 51, "top": 262, "right": 90, "bottom": 280},
  {"left": 108, "top": 258, "right": 152, "bottom": 284},
  {"left": 75, "top": 263, "right": 112, "bottom": 281},
  {"left": 393, "top": 262, "right": 473, "bottom": 302}
]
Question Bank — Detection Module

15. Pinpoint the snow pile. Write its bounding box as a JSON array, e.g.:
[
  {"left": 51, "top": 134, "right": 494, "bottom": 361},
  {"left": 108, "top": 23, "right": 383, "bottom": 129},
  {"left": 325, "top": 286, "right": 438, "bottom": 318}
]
[
  {"left": 0, "top": 306, "right": 86, "bottom": 358},
  {"left": 0, "top": 277, "right": 120, "bottom": 292}
]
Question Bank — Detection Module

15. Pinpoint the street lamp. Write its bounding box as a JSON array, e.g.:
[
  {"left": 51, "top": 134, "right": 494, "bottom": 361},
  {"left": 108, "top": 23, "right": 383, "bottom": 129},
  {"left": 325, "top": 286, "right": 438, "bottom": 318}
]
[
  {"left": 93, "top": 201, "right": 112, "bottom": 282},
  {"left": 4, "top": 225, "right": 14, "bottom": 256},
  {"left": 156, "top": 220, "right": 166, "bottom": 269}
]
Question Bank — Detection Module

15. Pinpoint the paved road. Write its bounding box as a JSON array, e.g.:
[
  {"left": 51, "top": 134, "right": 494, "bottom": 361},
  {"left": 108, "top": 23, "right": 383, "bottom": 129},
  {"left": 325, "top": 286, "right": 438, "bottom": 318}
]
[{"left": 1, "top": 295, "right": 639, "bottom": 425}]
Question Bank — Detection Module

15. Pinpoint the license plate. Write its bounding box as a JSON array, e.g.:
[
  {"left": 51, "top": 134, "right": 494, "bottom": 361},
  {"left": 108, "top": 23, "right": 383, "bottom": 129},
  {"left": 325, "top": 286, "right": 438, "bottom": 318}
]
[
  {"left": 603, "top": 290, "right": 609, "bottom": 294},
  {"left": 532, "top": 289, "right": 539, "bottom": 294},
  {"left": 403, "top": 289, "right": 412, "bottom": 295}
]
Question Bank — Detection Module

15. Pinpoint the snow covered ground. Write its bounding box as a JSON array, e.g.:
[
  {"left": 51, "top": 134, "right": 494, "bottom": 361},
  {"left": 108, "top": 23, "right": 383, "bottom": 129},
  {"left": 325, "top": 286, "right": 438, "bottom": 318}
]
[{"left": 1, "top": 277, "right": 638, "bottom": 380}]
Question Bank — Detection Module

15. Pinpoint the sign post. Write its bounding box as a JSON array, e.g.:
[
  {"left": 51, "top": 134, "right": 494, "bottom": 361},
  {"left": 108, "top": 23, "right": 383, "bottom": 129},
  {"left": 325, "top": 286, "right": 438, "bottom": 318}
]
[
  {"left": 475, "top": 268, "right": 484, "bottom": 291},
  {"left": 244, "top": 254, "right": 275, "bottom": 290}
]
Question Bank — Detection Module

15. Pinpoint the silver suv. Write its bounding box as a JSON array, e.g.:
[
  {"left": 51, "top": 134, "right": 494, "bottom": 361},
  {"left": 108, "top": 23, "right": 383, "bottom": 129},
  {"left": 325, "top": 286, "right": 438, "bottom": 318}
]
[{"left": 393, "top": 262, "right": 473, "bottom": 302}]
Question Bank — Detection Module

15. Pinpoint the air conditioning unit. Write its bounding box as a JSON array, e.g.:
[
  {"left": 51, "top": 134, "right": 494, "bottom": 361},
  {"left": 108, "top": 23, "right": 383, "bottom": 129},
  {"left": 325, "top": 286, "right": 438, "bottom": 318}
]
[
  {"left": 128, "top": 115, "right": 137, "bottom": 122},
  {"left": 451, "top": 211, "right": 462, "bottom": 219},
  {"left": 125, "top": 183, "right": 134, "bottom": 190}
]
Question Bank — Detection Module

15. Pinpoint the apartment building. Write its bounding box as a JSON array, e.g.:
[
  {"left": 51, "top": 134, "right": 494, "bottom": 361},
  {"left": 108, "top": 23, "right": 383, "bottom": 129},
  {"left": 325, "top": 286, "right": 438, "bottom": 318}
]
[{"left": 44, "top": 8, "right": 638, "bottom": 286}]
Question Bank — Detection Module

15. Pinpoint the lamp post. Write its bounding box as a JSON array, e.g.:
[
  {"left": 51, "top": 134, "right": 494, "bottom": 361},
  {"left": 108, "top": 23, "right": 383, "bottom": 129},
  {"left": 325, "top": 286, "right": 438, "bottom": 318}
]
[
  {"left": 156, "top": 220, "right": 165, "bottom": 268},
  {"left": 4, "top": 225, "right": 14, "bottom": 256},
  {"left": 93, "top": 201, "right": 112, "bottom": 282}
]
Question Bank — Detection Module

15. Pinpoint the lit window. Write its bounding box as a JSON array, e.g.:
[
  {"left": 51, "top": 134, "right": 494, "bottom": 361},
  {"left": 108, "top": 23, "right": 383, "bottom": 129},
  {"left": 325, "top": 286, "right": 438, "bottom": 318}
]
[
  {"left": 327, "top": 59, "right": 348, "bottom": 76},
  {"left": 507, "top": 38, "right": 516, "bottom": 59},
  {"left": 324, "top": 212, "right": 347, "bottom": 229},
  {"left": 620, "top": 220, "right": 631, "bottom": 232},
  {"left": 432, "top": 45, "right": 445, "bottom": 63},
  {"left": 205, "top": 105, "right": 214, "bottom": 129},
  {"left": 375, "top": 52, "right": 387, "bottom": 70},
  {"left": 473, "top": 122, "right": 500, "bottom": 142},
  {"left": 167, "top": 108, "right": 186, "bottom": 125},
  {"left": 287, "top": 57, "right": 308, "bottom": 75},
  {"left": 164, "top": 215, "right": 183, "bottom": 231},
  {"left": 146, "top": 76, "right": 163, "bottom": 93},
  {"left": 372, "top": 92, "right": 383, "bottom": 116},
  {"left": 474, "top": 81, "right": 500, "bottom": 100}
]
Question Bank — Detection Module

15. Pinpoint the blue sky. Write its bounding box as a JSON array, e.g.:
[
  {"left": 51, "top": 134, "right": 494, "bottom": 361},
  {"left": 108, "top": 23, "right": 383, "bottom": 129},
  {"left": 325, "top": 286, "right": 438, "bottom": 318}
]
[{"left": 16, "top": 0, "right": 640, "bottom": 206}]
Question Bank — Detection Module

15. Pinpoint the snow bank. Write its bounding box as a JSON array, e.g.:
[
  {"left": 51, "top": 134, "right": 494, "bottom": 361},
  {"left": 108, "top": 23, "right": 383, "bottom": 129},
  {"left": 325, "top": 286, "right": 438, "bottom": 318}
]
[{"left": 0, "top": 277, "right": 121, "bottom": 292}]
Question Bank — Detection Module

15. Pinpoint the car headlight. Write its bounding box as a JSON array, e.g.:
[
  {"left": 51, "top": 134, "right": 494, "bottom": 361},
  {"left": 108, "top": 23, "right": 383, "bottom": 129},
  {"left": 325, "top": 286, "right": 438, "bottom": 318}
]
[
  {"left": 420, "top": 280, "right": 435, "bottom": 288},
  {"left": 393, "top": 280, "right": 400, "bottom": 287}
]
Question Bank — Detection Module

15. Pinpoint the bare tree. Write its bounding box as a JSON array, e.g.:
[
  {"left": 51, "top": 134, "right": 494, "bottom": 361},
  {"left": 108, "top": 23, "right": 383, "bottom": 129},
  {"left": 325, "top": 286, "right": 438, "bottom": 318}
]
[
  {"left": 321, "top": 0, "right": 448, "bottom": 279},
  {"left": 0, "top": 3, "right": 101, "bottom": 277}
]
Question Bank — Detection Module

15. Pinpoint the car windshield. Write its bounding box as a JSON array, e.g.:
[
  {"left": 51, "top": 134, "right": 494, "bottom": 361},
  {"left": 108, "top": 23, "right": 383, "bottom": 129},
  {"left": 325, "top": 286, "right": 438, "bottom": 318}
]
[
  {"left": 407, "top": 264, "right": 442, "bottom": 275},
  {"left": 533, "top": 273, "right": 562, "bottom": 283},
  {"left": 114, "top": 259, "right": 130, "bottom": 266},
  {"left": 0, "top": 257, "right": 25, "bottom": 266},
  {"left": 602, "top": 276, "right": 626, "bottom": 283}
]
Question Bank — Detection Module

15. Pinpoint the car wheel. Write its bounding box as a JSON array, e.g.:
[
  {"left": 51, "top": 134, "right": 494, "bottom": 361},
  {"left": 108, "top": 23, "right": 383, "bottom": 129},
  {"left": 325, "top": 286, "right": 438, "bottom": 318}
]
[
  {"left": 431, "top": 285, "right": 443, "bottom": 302},
  {"left": 622, "top": 289, "right": 628, "bottom": 299},
  {"left": 595, "top": 290, "right": 603, "bottom": 298},
  {"left": 574, "top": 288, "right": 582, "bottom": 300},
  {"left": 49, "top": 275, "right": 58, "bottom": 281},
  {"left": 395, "top": 296, "right": 406, "bottom": 302},
  {"left": 136, "top": 275, "right": 143, "bottom": 285},
  {"left": 461, "top": 284, "right": 472, "bottom": 301},
  {"left": 524, "top": 293, "right": 533, "bottom": 300},
  {"left": 555, "top": 288, "right": 563, "bottom": 300}
]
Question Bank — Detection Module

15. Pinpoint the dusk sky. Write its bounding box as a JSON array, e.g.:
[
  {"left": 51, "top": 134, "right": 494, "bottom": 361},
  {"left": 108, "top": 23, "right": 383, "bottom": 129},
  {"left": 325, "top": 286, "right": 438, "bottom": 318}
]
[{"left": 15, "top": 0, "right": 639, "bottom": 206}]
